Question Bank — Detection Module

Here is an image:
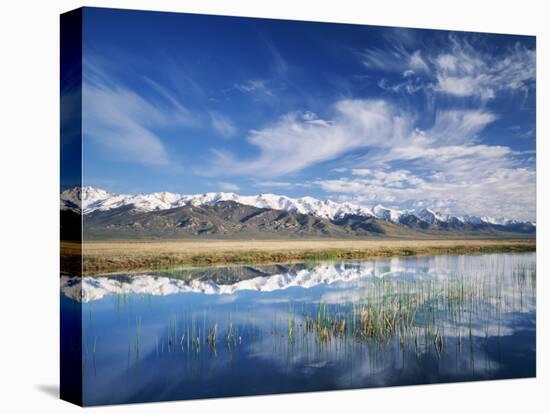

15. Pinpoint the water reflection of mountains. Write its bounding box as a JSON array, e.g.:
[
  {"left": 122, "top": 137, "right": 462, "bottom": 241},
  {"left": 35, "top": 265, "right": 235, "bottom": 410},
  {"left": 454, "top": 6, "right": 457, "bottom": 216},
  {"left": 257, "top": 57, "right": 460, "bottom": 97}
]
[{"left": 61, "top": 253, "right": 536, "bottom": 303}]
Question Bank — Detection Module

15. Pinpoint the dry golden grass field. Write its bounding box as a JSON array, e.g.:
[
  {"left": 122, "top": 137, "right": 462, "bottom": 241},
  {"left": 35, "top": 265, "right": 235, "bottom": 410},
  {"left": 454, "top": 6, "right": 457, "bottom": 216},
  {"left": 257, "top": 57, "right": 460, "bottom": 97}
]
[{"left": 59, "top": 238, "right": 537, "bottom": 275}]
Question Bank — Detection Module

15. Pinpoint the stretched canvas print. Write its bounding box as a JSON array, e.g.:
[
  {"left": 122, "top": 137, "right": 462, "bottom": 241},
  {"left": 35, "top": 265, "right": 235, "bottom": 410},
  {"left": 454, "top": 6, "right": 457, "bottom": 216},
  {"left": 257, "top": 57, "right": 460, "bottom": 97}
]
[{"left": 60, "top": 7, "right": 536, "bottom": 406}]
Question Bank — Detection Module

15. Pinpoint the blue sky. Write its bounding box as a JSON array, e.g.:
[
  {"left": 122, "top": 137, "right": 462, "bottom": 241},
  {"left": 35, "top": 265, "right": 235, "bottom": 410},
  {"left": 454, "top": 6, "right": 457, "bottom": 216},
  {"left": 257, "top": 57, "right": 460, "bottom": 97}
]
[{"left": 79, "top": 7, "right": 536, "bottom": 220}]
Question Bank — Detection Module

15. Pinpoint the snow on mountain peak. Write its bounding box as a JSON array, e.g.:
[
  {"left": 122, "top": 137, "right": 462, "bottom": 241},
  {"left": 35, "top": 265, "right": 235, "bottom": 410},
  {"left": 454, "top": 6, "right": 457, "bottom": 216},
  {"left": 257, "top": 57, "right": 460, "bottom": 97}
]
[
  {"left": 416, "top": 208, "right": 447, "bottom": 224},
  {"left": 372, "top": 204, "right": 409, "bottom": 222},
  {"left": 60, "top": 186, "right": 532, "bottom": 227}
]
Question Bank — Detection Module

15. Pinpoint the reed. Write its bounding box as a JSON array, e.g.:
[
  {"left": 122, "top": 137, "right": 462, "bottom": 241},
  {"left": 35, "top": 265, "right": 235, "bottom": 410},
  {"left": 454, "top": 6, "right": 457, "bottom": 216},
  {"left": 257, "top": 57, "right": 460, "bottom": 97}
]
[{"left": 109, "top": 259, "right": 535, "bottom": 375}]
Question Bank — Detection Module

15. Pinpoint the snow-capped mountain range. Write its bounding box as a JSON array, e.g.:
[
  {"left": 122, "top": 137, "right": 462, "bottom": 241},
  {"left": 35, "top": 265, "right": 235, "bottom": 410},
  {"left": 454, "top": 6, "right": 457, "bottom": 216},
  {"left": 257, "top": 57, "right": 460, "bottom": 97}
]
[
  {"left": 61, "top": 263, "right": 372, "bottom": 302},
  {"left": 60, "top": 186, "right": 534, "bottom": 227},
  {"left": 60, "top": 261, "right": 440, "bottom": 302},
  {"left": 60, "top": 254, "right": 534, "bottom": 304}
]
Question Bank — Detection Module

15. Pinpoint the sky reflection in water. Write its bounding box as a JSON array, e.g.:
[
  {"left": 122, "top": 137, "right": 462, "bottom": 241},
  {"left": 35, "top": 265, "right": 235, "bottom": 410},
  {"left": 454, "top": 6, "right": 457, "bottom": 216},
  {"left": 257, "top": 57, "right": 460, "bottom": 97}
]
[{"left": 61, "top": 252, "right": 536, "bottom": 405}]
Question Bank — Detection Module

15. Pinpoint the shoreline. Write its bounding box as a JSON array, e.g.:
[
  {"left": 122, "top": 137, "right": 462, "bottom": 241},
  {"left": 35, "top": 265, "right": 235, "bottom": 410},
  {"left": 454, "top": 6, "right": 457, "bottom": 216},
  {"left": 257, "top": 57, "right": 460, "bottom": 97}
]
[{"left": 61, "top": 239, "right": 536, "bottom": 276}]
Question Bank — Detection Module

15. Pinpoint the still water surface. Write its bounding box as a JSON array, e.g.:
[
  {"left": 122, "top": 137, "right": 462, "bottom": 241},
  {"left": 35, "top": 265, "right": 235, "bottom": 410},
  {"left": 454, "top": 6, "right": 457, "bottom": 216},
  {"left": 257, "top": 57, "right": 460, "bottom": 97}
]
[{"left": 61, "top": 252, "right": 536, "bottom": 405}]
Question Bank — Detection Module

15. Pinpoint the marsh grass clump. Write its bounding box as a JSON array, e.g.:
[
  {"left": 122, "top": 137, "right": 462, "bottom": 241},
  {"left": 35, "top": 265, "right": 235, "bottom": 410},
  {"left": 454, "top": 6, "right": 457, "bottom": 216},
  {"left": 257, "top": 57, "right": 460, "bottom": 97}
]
[
  {"left": 207, "top": 324, "right": 217, "bottom": 350},
  {"left": 287, "top": 263, "right": 535, "bottom": 358},
  {"left": 128, "top": 260, "right": 534, "bottom": 371}
]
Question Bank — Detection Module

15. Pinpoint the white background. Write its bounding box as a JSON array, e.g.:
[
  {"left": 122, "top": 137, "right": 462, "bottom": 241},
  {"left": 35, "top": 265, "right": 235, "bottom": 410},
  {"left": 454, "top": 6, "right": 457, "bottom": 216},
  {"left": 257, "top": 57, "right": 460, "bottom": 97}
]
[{"left": 0, "top": 0, "right": 548, "bottom": 412}]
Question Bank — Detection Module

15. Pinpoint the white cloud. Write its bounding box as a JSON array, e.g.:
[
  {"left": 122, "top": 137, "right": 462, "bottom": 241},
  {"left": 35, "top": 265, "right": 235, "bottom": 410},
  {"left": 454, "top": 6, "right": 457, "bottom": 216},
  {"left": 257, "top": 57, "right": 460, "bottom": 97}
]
[
  {"left": 142, "top": 76, "right": 194, "bottom": 115},
  {"left": 84, "top": 84, "right": 170, "bottom": 166},
  {"left": 362, "top": 47, "right": 427, "bottom": 75},
  {"left": 352, "top": 168, "right": 423, "bottom": 188},
  {"left": 363, "top": 34, "right": 535, "bottom": 100},
  {"left": 209, "top": 100, "right": 410, "bottom": 177},
  {"left": 318, "top": 167, "right": 535, "bottom": 220},
  {"left": 313, "top": 108, "right": 534, "bottom": 220},
  {"left": 434, "top": 54, "right": 458, "bottom": 71},
  {"left": 301, "top": 111, "right": 317, "bottom": 121},
  {"left": 232, "top": 79, "right": 274, "bottom": 96},
  {"left": 350, "top": 168, "right": 370, "bottom": 176},
  {"left": 361, "top": 46, "right": 411, "bottom": 71},
  {"left": 209, "top": 111, "right": 237, "bottom": 138},
  {"left": 409, "top": 50, "right": 430, "bottom": 72},
  {"left": 436, "top": 75, "right": 495, "bottom": 98},
  {"left": 433, "top": 37, "right": 535, "bottom": 99},
  {"left": 425, "top": 110, "right": 497, "bottom": 144},
  {"left": 378, "top": 77, "right": 431, "bottom": 95},
  {"left": 83, "top": 61, "right": 193, "bottom": 168},
  {"left": 254, "top": 181, "right": 311, "bottom": 189},
  {"left": 208, "top": 57, "right": 535, "bottom": 220},
  {"left": 216, "top": 182, "right": 240, "bottom": 192},
  {"left": 207, "top": 94, "right": 533, "bottom": 219}
]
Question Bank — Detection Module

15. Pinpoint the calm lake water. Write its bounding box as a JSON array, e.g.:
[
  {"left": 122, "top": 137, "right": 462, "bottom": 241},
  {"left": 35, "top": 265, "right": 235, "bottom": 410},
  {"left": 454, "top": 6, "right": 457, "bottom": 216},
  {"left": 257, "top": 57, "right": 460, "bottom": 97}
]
[{"left": 61, "top": 252, "right": 536, "bottom": 406}]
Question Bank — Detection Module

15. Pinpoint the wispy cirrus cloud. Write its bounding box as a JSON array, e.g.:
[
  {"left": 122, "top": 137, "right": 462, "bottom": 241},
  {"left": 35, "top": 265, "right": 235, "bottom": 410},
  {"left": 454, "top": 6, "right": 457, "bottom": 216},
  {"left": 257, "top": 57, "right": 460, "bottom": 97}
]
[
  {"left": 209, "top": 111, "right": 237, "bottom": 138},
  {"left": 361, "top": 46, "right": 434, "bottom": 96},
  {"left": 83, "top": 59, "right": 195, "bottom": 168},
  {"left": 318, "top": 166, "right": 535, "bottom": 220},
  {"left": 313, "top": 108, "right": 535, "bottom": 219},
  {"left": 231, "top": 79, "right": 274, "bottom": 96},
  {"left": 253, "top": 181, "right": 312, "bottom": 190},
  {"left": 362, "top": 34, "right": 535, "bottom": 100},
  {"left": 215, "top": 181, "right": 240, "bottom": 192},
  {"left": 409, "top": 50, "right": 430, "bottom": 73},
  {"left": 208, "top": 101, "right": 500, "bottom": 180},
  {"left": 377, "top": 77, "right": 431, "bottom": 95},
  {"left": 226, "top": 40, "right": 289, "bottom": 101},
  {"left": 433, "top": 36, "right": 535, "bottom": 99},
  {"left": 207, "top": 96, "right": 534, "bottom": 219},
  {"left": 208, "top": 100, "right": 409, "bottom": 177},
  {"left": 361, "top": 45, "right": 428, "bottom": 74}
]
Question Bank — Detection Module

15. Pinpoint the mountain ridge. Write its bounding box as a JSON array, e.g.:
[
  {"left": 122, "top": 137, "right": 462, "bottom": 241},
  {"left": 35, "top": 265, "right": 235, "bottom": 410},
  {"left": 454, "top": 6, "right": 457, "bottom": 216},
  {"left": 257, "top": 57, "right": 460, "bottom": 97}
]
[
  {"left": 61, "top": 186, "right": 536, "bottom": 228},
  {"left": 68, "top": 200, "right": 535, "bottom": 241}
]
